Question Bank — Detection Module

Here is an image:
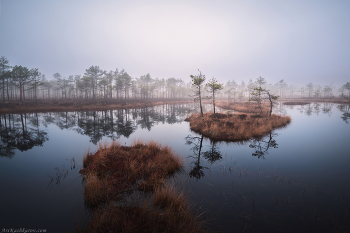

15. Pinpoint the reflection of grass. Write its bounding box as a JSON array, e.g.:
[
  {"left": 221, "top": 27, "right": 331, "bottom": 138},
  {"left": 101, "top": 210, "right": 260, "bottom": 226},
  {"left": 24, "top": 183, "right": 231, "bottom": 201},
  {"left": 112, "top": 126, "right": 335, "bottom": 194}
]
[
  {"left": 78, "top": 140, "right": 206, "bottom": 233},
  {"left": 153, "top": 185, "right": 188, "bottom": 211},
  {"left": 185, "top": 113, "right": 291, "bottom": 141},
  {"left": 47, "top": 161, "right": 75, "bottom": 189},
  {"left": 81, "top": 193, "right": 204, "bottom": 233}
]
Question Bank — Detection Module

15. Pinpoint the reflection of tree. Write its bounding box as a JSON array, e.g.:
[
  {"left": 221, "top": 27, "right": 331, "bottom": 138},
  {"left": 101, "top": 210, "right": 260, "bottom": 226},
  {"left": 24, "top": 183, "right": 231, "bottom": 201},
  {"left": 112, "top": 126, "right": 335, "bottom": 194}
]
[
  {"left": 338, "top": 104, "right": 350, "bottom": 124},
  {"left": 137, "top": 108, "right": 155, "bottom": 131},
  {"left": 322, "top": 103, "right": 333, "bottom": 116},
  {"left": 274, "top": 102, "right": 287, "bottom": 115},
  {"left": 305, "top": 103, "right": 313, "bottom": 116},
  {"left": 0, "top": 104, "right": 196, "bottom": 159},
  {"left": 0, "top": 114, "right": 16, "bottom": 158},
  {"left": 76, "top": 111, "right": 104, "bottom": 144},
  {"left": 116, "top": 109, "right": 136, "bottom": 138},
  {"left": 203, "top": 141, "right": 222, "bottom": 164},
  {"left": 298, "top": 102, "right": 334, "bottom": 117},
  {"left": 313, "top": 103, "right": 321, "bottom": 116},
  {"left": 165, "top": 105, "right": 178, "bottom": 124},
  {"left": 42, "top": 112, "right": 55, "bottom": 127},
  {"left": 296, "top": 105, "right": 304, "bottom": 114},
  {"left": 0, "top": 113, "right": 48, "bottom": 158},
  {"left": 14, "top": 113, "right": 48, "bottom": 151},
  {"left": 152, "top": 106, "right": 166, "bottom": 124},
  {"left": 185, "top": 134, "right": 208, "bottom": 179},
  {"left": 249, "top": 132, "right": 278, "bottom": 159},
  {"left": 55, "top": 111, "right": 77, "bottom": 130},
  {"left": 45, "top": 104, "right": 191, "bottom": 144},
  {"left": 0, "top": 145, "right": 15, "bottom": 158}
]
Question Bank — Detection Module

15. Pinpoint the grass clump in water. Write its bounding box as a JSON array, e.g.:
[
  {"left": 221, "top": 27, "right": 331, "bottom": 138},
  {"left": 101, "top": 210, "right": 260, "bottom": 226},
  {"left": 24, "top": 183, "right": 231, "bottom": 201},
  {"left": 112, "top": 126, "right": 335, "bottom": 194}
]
[
  {"left": 80, "top": 140, "right": 183, "bottom": 207},
  {"left": 78, "top": 140, "right": 206, "bottom": 233},
  {"left": 185, "top": 112, "right": 291, "bottom": 141}
]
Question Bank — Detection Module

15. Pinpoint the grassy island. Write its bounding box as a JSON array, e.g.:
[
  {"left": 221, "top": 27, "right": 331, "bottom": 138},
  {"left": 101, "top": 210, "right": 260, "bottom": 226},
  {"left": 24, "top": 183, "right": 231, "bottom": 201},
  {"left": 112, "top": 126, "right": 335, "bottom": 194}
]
[
  {"left": 185, "top": 112, "right": 291, "bottom": 141},
  {"left": 78, "top": 140, "right": 205, "bottom": 233}
]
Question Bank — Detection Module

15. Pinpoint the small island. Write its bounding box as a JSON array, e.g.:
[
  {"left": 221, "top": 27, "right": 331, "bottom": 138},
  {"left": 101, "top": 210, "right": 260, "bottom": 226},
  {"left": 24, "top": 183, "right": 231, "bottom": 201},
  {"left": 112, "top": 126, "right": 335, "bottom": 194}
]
[
  {"left": 186, "top": 73, "right": 291, "bottom": 142},
  {"left": 78, "top": 140, "right": 204, "bottom": 233},
  {"left": 185, "top": 111, "right": 291, "bottom": 141}
]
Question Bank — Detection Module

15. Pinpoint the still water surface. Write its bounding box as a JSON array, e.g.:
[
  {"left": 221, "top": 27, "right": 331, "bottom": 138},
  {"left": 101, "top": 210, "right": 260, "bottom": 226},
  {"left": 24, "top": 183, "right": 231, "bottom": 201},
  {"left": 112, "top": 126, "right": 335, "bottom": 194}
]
[{"left": 0, "top": 103, "right": 349, "bottom": 232}]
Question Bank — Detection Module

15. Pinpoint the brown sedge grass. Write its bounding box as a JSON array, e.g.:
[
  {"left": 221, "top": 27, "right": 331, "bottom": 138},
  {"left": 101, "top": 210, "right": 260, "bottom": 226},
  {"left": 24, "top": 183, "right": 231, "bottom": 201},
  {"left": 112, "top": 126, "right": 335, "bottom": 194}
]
[
  {"left": 78, "top": 140, "right": 206, "bottom": 233},
  {"left": 185, "top": 112, "right": 291, "bottom": 141}
]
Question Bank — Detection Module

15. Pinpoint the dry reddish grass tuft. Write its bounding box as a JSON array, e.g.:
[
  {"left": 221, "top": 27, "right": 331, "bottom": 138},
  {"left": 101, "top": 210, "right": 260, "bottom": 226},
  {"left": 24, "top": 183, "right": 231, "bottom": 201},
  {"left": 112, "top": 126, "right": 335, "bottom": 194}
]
[
  {"left": 80, "top": 140, "right": 184, "bottom": 207},
  {"left": 185, "top": 112, "right": 291, "bottom": 141},
  {"left": 153, "top": 185, "right": 188, "bottom": 212},
  {"left": 78, "top": 141, "right": 205, "bottom": 233},
  {"left": 82, "top": 146, "right": 92, "bottom": 169},
  {"left": 83, "top": 175, "right": 121, "bottom": 208}
]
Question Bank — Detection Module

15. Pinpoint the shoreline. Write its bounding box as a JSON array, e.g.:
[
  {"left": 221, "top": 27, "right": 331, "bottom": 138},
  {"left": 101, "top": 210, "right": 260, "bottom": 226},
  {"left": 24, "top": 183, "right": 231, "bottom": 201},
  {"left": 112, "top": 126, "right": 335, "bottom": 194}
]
[
  {"left": 0, "top": 98, "right": 194, "bottom": 114},
  {"left": 0, "top": 97, "right": 347, "bottom": 115}
]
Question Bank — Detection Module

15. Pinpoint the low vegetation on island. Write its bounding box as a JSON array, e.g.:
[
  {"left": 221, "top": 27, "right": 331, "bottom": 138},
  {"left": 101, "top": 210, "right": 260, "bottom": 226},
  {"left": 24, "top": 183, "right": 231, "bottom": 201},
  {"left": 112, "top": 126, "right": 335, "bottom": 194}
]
[
  {"left": 78, "top": 140, "right": 205, "bottom": 233},
  {"left": 186, "top": 72, "right": 291, "bottom": 142},
  {"left": 185, "top": 112, "right": 291, "bottom": 141}
]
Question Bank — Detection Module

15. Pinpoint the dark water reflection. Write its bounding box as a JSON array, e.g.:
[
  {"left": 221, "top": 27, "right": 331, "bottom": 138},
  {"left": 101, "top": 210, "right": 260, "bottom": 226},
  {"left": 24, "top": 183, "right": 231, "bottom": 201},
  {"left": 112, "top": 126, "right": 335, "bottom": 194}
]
[
  {"left": 186, "top": 134, "right": 208, "bottom": 180},
  {"left": 287, "top": 102, "right": 350, "bottom": 124},
  {"left": 0, "top": 104, "right": 198, "bottom": 158},
  {"left": 338, "top": 104, "right": 350, "bottom": 123},
  {"left": 0, "top": 102, "right": 349, "bottom": 232},
  {"left": 291, "top": 102, "right": 334, "bottom": 116},
  {"left": 0, "top": 113, "right": 48, "bottom": 158},
  {"left": 249, "top": 132, "right": 278, "bottom": 159},
  {"left": 183, "top": 102, "right": 350, "bottom": 232}
]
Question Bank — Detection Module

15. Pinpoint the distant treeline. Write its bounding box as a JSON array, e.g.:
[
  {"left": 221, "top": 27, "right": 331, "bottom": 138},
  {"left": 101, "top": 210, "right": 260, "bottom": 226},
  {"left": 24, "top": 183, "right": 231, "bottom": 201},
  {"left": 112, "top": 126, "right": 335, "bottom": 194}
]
[{"left": 1, "top": 56, "right": 349, "bottom": 103}]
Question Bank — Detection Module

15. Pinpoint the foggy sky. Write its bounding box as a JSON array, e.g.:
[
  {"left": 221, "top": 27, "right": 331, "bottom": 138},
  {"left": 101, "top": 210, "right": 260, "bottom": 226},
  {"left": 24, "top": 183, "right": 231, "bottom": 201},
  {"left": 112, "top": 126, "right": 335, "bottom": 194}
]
[{"left": 1, "top": 0, "right": 349, "bottom": 87}]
